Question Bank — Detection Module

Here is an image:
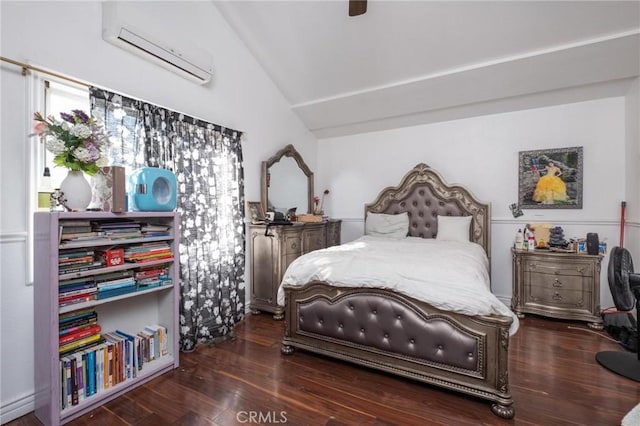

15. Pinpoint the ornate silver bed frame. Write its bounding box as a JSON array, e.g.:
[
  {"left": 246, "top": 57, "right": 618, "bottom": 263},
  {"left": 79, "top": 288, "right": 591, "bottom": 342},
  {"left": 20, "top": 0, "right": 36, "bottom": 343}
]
[{"left": 280, "top": 163, "right": 514, "bottom": 419}]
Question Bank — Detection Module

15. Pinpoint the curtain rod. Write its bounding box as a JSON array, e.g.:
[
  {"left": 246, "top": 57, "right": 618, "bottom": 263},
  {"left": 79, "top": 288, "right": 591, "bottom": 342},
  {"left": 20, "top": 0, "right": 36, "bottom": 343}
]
[{"left": 1, "top": 56, "right": 90, "bottom": 88}]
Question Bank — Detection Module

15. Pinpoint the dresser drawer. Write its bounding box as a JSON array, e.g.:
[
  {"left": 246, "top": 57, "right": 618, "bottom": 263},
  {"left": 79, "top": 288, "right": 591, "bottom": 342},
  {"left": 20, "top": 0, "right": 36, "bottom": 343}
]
[
  {"left": 523, "top": 260, "right": 594, "bottom": 277},
  {"left": 526, "top": 271, "right": 586, "bottom": 292},
  {"left": 302, "top": 228, "right": 325, "bottom": 254},
  {"left": 527, "top": 286, "right": 589, "bottom": 310},
  {"left": 284, "top": 235, "right": 302, "bottom": 255}
]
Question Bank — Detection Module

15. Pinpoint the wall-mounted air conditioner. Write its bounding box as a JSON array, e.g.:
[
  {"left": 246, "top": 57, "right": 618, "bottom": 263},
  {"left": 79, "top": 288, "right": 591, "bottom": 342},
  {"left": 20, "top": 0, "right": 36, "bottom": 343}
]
[{"left": 102, "top": 2, "right": 213, "bottom": 85}]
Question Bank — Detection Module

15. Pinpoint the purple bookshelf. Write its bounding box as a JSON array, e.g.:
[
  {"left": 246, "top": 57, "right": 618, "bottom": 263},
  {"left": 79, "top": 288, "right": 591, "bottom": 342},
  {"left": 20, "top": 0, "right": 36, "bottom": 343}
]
[{"left": 34, "top": 212, "right": 180, "bottom": 425}]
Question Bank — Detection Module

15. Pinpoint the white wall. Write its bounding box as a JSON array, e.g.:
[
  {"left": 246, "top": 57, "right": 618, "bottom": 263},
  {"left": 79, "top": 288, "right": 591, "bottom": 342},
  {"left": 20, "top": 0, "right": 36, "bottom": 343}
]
[
  {"left": 624, "top": 78, "right": 640, "bottom": 260},
  {"left": 317, "top": 97, "right": 628, "bottom": 310},
  {"left": 0, "top": 1, "right": 317, "bottom": 422}
]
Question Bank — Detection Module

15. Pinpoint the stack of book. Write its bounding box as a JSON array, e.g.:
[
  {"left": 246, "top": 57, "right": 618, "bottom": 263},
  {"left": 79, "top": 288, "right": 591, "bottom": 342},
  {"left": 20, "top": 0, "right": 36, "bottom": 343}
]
[
  {"left": 59, "top": 220, "right": 107, "bottom": 244},
  {"left": 92, "top": 220, "right": 143, "bottom": 240},
  {"left": 58, "top": 249, "right": 103, "bottom": 276},
  {"left": 134, "top": 266, "right": 171, "bottom": 290},
  {"left": 59, "top": 308, "right": 103, "bottom": 356},
  {"left": 124, "top": 242, "right": 173, "bottom": 264},
  {"left": 94, "top": 271, "right": 136, "bottom": 299},
  {"left": 58, "top": 322, "right": 169, "bottom": 409},
  {"left": 59, "top": 277, "right": 98, "bottom": 307},
  {"left": 140, "top": 223, "right": 171, "bottom": 238}
]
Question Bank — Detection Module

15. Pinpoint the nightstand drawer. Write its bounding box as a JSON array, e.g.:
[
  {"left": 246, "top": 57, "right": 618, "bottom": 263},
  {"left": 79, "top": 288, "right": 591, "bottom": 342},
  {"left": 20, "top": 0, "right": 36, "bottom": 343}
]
[
  {"left": 523, "top": 260, "right": 594, "bottom": 277},
  {"left": 527, "top": 286, "right": 589, "bottom": 309},
  {"left": 527, "top": 271, "right": 586, "bottom": 292}
]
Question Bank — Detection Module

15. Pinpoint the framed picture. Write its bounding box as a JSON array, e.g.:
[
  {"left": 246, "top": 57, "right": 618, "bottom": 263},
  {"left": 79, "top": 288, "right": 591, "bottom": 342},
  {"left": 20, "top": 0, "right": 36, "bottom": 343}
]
[
  {"left": 518, "top": 146, "right": 583, "bottom": 209},
  {"left": 246, "top": 201, "right": 266, "bottom": 224},
  {"left": 577, "top": 239, "right": 588, "bottom": 254}
]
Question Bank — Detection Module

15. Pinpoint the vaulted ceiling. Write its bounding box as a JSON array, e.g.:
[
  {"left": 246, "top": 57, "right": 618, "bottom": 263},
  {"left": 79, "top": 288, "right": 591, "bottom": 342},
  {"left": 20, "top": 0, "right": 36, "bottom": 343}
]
[{"left": 215, "top": 1, "right": 640, "bottom": 138}]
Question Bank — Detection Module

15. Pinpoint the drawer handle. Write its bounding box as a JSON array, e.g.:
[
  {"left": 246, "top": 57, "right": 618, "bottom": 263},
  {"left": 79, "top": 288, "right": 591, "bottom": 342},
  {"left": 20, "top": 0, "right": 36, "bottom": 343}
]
[
  {"left": 553, "top": 278, "right": 563, "bottom": 288},
  {"left": 553, "top": 292, "right": 563, "bottom": 301},
  {"left": 576, "top": 266, "right": 586, "bottom": 274}
]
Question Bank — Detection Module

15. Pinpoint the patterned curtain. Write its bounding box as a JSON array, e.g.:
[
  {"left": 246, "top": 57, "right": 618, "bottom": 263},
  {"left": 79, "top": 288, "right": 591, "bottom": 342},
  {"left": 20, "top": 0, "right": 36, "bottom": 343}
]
[{"left": 90, "top": 88, "right": 246, "bottom": 351}]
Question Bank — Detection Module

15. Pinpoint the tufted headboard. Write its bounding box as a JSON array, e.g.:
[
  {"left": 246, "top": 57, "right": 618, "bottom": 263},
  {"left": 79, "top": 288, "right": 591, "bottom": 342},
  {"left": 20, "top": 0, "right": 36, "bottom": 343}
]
[{"left": 364, "top": 163, "right": 491, "bottom": 259}]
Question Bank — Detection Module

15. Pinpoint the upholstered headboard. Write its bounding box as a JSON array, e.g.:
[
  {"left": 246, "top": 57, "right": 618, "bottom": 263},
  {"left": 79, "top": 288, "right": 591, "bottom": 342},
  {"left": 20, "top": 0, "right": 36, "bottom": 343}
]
[{"left": 365, "top": 163, "right": 491, "bottom": 258}]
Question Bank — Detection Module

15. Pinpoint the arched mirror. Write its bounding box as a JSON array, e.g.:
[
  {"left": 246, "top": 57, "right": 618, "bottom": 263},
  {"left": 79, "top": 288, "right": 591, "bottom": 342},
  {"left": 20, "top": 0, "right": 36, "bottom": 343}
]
[{"left": 261, "top": 144, "right": 313, "bottom": 215}]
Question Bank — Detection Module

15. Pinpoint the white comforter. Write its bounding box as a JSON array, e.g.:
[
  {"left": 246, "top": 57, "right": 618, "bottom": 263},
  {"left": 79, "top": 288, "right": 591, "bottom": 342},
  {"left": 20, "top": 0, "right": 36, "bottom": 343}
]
[{"left": 277, "top": 236, "right": 519, "bottom": 335}]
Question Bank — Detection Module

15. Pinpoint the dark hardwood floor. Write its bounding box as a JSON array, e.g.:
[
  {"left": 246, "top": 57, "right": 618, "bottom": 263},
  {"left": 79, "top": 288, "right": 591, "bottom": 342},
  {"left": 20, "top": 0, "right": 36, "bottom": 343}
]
[{"left": 8, "top": 314, "right": 640, "bottom": 425}]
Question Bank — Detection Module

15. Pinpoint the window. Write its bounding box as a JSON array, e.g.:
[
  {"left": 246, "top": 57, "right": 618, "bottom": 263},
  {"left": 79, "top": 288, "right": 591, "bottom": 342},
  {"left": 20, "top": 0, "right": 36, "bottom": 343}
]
[
  {"left": 37, "top": 80, "right": 90, "bottom": 190},
  {"left": 27, "top": 77, "right": 89, "bottom": 285}
]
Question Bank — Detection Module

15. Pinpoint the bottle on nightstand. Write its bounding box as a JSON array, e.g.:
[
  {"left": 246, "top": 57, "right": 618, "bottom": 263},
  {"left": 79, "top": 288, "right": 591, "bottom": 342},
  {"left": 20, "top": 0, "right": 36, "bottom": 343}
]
[{"left": 514, "top": 229, "right": 524, "bottom": 250}]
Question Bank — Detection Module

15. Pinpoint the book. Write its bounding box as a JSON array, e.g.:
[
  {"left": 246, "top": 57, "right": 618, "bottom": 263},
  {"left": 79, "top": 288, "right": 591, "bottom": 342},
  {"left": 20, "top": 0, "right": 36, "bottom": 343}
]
[
  {"left": 87, "top": 350, "right": 95, "bottom": 397},
  {"left": 59, "top": 333, "right": 103, "bottom": 355},
  {"left": 97, "top": 285, "right": 137, "bottom": 300},
  {"left": 60, "top": 319, "right": 99, "bottom": 336},
  {"left": 58, "top": 261, "right": 104, "bottom": 275},
  {"left": 59, "top": 293, "right": 98, "bottom": 308},
  {"left": 96, "top": 277, "right": 136, "bottom": 289},
  {"left": 59, "top": 313, "right": 98, "bottom": 332},
  {"left": 70, "top": 356, "right": 78, "bottom": 406},
  {"left": 94, "top": 270, "right": 134, "bottom": 283},
  {"left": 59, "top": 324, "right": 101, "bottom": 345},
  {"left": 58, "top": 250, "right": 95, "bottom": 260},
  {"left": 75, "top": 352, "right": 85, "bottom": 402},
  {"left": 58, "top": 286, "right": 98, "bottom": 299},
  {"left": 115, "top": 330, "right": 139, "bottom": 378},
  {"left": 59, "top": 308, "right": 96, "bottom": 325},
  {"left": 59, "top": 281, "right": 96, "bottom": 294},
  {"left": 138, "top": 329, "right": 154, "bottom": 362}
]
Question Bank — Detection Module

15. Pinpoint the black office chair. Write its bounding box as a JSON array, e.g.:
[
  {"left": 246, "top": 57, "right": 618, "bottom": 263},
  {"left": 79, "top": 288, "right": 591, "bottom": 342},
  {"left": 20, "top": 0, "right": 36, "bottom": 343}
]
[{"left": 596, "top": 247, "right": 640, "bottom": 381}]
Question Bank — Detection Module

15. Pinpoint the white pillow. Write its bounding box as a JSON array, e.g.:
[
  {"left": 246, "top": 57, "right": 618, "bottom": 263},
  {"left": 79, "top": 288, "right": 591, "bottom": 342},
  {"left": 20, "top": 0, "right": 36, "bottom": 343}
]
[
  {"left": 365, "top": 212, "right": 409, "bottom": 238},
  {"left": 436, "top": 215, "right": 472, "bottom": 242}
]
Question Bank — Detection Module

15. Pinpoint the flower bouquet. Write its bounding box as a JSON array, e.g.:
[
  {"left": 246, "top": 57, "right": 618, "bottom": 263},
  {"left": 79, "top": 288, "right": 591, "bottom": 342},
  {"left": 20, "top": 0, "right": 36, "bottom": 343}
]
[{"left": 33, "top": 110, "right": 109, "bottom": 175}]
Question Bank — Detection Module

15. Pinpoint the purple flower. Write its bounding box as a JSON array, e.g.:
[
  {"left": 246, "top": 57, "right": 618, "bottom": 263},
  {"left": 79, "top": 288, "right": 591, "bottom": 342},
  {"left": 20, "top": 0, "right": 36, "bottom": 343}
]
[
  {"left": 83, "top": 141, "right": 100, "bottom": 160},
  {"left": 72, "top": 109, "right": 90, "bottom": 124},
  {"left": 59, "top": 112, "right": 75, "bottom": 123}
]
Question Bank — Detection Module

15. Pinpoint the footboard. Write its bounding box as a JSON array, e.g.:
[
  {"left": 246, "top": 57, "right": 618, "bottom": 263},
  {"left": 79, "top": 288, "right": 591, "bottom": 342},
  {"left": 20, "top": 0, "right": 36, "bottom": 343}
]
[{"left": 281, "top": 282, "right": 514, "bottom": 419}]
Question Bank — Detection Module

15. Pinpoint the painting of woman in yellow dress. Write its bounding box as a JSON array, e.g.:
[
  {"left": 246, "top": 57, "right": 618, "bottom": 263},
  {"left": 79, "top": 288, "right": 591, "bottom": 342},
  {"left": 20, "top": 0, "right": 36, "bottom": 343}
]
[
  {"left": 533, "top": 161, "right": 567, "bottom": 204},
  {"left": 518, "top": 147, "right": 582, "bottom": 209}
]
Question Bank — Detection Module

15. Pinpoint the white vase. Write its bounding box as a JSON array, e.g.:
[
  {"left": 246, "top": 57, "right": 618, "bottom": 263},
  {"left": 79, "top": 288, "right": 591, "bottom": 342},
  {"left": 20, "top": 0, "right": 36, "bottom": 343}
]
[{"left": 59, "top": 170, "right": 92, "bottom": 211}]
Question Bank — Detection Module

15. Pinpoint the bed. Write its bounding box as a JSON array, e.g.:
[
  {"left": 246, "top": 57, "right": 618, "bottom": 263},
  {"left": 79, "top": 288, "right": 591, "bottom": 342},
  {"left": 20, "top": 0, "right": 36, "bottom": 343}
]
[{"left": 278, "top": 163, "right": 516, "bottom": 419}]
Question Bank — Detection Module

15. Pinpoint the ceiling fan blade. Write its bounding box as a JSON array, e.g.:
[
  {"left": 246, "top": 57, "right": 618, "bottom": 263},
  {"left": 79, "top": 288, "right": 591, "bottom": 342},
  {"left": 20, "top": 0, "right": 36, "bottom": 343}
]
[{"left": 349, "top": 0, "right": 367, "bottom": 17}]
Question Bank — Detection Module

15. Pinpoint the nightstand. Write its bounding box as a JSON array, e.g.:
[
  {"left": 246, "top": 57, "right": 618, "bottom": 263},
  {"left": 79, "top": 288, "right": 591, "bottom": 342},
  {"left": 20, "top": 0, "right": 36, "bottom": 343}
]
[{"left": 511, "top": 248, "right": 603, "bottom": 329}]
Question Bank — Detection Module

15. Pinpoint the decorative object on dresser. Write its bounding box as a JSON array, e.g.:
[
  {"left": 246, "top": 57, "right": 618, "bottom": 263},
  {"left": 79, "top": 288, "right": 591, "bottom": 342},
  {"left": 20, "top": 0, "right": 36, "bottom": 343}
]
[
  {"left": 511, "top": 248, "right": 602, "bottom": 329},
  {"left": 246, "top": 201, "right": 266, "bottom": 224},
  {"left": 518, "top": 146, "right": 583, "bottom": 209},
  {"left": 250, "top": 220, "right": 341, "bottom": 320},
  {"left": 34, "top": 212, "right": 180, "bottom": 426},
  {"left": 279, "top": 163, "right": 516, "bottom": 419}
]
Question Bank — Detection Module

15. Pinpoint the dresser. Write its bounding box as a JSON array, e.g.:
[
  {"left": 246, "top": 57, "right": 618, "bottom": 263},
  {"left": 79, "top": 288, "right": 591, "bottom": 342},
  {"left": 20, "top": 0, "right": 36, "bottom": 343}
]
[
  {"left": 511, "top": 248, "right": 603, "bottom": 329},
  {"left": 249, "top": 220, "right": 341, "bottom": 319}
]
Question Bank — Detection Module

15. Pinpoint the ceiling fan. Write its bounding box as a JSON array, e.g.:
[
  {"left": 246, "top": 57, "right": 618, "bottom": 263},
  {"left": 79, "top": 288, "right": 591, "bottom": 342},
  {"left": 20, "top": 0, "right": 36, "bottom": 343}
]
[{"left": 349, "top": 0, "right": 367, "bottom": 16}]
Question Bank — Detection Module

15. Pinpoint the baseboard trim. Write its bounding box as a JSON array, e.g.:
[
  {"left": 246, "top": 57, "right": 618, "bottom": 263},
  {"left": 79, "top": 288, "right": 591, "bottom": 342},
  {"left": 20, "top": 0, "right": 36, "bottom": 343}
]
[{"left": 1, "top": 392, "right": 34, "bottom": 424}]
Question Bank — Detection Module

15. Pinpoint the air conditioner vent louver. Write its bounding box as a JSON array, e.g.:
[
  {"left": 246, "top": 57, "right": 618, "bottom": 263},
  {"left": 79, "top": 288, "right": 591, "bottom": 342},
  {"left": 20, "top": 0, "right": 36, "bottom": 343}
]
[{"left": 102, "top": 3, "right": 213, "bottom": 85}]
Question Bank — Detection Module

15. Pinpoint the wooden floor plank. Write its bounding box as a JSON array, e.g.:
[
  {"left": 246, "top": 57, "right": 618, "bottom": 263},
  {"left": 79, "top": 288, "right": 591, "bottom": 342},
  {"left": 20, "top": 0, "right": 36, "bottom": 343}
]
[{"left": 7, "top": 314, "right": 640, "bottom": 425}]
